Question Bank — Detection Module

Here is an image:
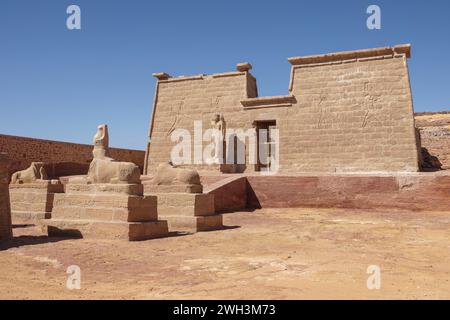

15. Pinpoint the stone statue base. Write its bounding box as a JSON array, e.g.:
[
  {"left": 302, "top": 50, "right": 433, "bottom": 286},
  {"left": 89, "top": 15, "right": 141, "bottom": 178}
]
[
  {"left": 143, "top": 183, "right": 203, "bottom": 194},
  {"left": 147, "top": 192, "right": 223, "bottom": 233},
  {"left": 9, "top": 180, "right": 64, "bottom": 222},
  {"left": 43, "top": 183, "right": 168, "bottom": 241}
]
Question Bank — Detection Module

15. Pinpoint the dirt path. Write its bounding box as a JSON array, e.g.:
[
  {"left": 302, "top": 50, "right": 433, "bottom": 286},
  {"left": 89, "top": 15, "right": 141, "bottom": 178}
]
[{"left": 1, "top": 208, "right": 449, "bottom": 299}]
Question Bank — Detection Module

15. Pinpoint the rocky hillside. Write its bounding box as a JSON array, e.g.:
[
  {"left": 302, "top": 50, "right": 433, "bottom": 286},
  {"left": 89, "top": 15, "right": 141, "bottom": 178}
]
[{"left": 415, "top": 111, "right": 450, "bottom": 170}]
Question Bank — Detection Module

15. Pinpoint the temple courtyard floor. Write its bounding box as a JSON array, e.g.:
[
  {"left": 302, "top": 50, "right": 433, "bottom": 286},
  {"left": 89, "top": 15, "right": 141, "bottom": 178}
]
[{"left": 0, "top": 207, "right": 449, "bottom": 299}]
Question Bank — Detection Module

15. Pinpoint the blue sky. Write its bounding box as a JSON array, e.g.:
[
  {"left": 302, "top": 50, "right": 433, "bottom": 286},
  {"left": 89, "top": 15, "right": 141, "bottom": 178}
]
[{"left": 1, "top": 0, "right": 449, "bottom": 150}]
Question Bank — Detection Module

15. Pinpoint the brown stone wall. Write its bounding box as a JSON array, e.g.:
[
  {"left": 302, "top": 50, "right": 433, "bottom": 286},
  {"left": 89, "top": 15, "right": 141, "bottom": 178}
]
[
  {"left": 0, "top": 154, "right": 12, "bottom": 241},
  {"left": 201, "top": 172, "right": 450, "bottom": 212},
  {"left": 0, "top": 134, "right": 145, "bottom": 178},
  {"left": 246, "top": 174, "right": 450, "bottom": 211},
  {"left": 203, "top": 176, "right": 247, "bottom": 213},
  {"left": 415, "top": 112, "right": 450, "bottom": 170},
  {"left": 145, "top": 45, "right": 420, "bottom": 174}
]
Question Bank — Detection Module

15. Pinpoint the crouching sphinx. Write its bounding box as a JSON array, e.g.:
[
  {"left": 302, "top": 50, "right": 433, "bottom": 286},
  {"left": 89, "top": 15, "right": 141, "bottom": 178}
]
[
  {"left": 44, "top": 124, "right": 168, "bottom": 241},
  {"left": 11, "top": 162, "right": 48, "bottom": 184},
  {"left": 74, "top": 124, "right": 141, "bottom": 185}
]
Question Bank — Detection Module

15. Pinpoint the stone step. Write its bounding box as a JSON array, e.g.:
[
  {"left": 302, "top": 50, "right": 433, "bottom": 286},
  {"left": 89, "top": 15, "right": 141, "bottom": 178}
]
[
  {"left": 9, "top": 200, "right": 52, "bottom": 213},
  {"left": 65, "top": 183, "right": 143, "bottom": 196},
  {"left": 52, "top": 205, "right": 158, "bottom": 222},
  {"left": 9, "top": 182, "right": 64, "bottom": 193},
  {"left": 155, "top": 193, "right": 215, "bottom": 216},
  {"left": 43, "top": 219, "right": 169, "bottom": 241},
  {"left": 53, "top": 193, "right": 157, "bottom": 210},
  {"left": 9, "top": 190, "right": 55, "bottom": 202},
  {"left": 161, "top": 214, "right": 223, "bottom": 233},
  {"left": 11, "top": 210, "right": 50, "bottom": 222}
]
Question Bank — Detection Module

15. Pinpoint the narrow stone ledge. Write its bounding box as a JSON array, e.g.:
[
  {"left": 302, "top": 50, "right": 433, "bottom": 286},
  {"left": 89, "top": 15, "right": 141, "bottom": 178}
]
[
  {"left": 158, "top": 74, "right": 205, "bottom": 83},
  {"left": 212, "top": 71, "right": 246, "bottom": 78},
  {"left": 241, "top": 95, "right": 296, "bottom": 110},
  {"left": 155, "top": 71, "right": 246, "bottom": 83},
  {"left": 288, "top": 44, "right": 411, "bottom": 66}
]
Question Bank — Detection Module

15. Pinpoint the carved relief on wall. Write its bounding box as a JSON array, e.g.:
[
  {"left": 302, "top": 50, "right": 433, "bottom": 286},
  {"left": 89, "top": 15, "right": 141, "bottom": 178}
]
[
  {"left": 361, "top": 81, "right": 386, "bottom": 128},
  {"left": 167, "top": 98, "right": 185, "bottom": 137}
]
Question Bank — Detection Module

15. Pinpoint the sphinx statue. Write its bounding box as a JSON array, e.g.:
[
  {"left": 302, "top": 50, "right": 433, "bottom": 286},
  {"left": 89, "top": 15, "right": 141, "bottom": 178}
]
[
  {"left": 82, "top": 124, "right": 141, "bottom": 185},
  {"left": 151, "top": 161, "right": 203, "bottom": 193},
  {"left": 44, "top": 129, "right": 168, "bottom": 240},
  {"left": 87, "top": 158, "right": 141, "bottom": 184},
  {"left": 92, "top": 124, "right": 110, "bottom": 159},
  {"left": 11, "top": 162, "right": 48, "bottom": 184}
]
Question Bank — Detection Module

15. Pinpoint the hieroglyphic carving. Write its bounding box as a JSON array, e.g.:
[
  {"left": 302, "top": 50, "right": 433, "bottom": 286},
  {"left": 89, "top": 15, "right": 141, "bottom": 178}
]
[
  {"left": 361, "top": 81, "right": 384, "bottom": 128},
  {"left": 167, "top": 98, "right": 185, "bottom": 137}
]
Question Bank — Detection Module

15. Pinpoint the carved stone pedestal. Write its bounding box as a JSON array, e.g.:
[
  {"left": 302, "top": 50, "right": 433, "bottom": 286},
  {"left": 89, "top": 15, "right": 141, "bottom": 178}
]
[
  {"left": 9, "top": 180, "right": 64, "bottom": 222},
  {"left": 153, "top": 192, "right": 223, "bottom": 233},
  {"left": 43, "top": 183, "right": 168, "bottom": 241}
]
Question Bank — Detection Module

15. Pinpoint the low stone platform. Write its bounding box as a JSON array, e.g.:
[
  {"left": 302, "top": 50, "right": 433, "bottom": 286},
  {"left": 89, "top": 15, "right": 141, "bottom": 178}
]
[
  {"left": 9, "top": 180, "right": 64, "bottom": 222},
  {"left": 203, "top": 176, "right": 247, "bottom": 213},
  {"left": 150, "top": 192, "right": 223, "bottom": 233},
  {"left": 200, "top": 171, "right": 450, "bottom": 212},
  {"left": 43, "top": 184, "right": 168, "bottom": 241}
]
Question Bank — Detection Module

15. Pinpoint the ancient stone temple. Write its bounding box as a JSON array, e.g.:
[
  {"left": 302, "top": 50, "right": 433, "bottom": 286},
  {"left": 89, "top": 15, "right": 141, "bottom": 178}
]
[
  {"left": 0, "top": 153, "right": 12, "bottom": 241},
  {"left": 43, "top": 125, "right": 168, "bottom": 241},
  {"left": 145, "top": 44, "right": 420, "bottom": 174},
  {"left": 9, "top": 162, "right": 64, "bottom": 222}
]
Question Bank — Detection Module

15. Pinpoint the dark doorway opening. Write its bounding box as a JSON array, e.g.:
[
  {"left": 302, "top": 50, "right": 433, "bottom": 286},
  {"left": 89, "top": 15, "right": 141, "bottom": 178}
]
[{"left": 254, "top": 120, "right": 277, "bottom": 172}]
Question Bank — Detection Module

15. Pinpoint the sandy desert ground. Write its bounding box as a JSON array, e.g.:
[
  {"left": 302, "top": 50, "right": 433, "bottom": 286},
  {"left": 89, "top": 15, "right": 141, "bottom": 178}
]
[{"left": 0, "top": 207, "right": 449, "bottom": 299}]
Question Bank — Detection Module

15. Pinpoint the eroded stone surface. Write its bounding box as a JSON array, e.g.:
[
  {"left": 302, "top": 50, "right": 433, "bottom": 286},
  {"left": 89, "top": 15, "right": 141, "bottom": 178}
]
[
  {"left": 416, "top": 112, "right": 450, "bottom": 170},
  {"left": 145, "top": 162, "right": 203, "bottom": 193},
  {"left": 152, "top": 192, "right": 221, "bottom": 233},
  {"left": 11, "top": 162, "right": 48, "bottom": 184},
  {"left": 0, "top": 153, "right": 12, "bottom": 241},
  {"left": 9, "top": 180, "right": 64, "bottom": 223}
]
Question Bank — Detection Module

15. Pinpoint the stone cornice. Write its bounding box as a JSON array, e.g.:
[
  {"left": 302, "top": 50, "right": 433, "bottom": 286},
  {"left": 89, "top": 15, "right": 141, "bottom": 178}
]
[
  {"left": 241, "top": 95, "right": 296, "bottom": 109},
  {"left": 288, "top": 44, "right": 411, "bottom": 66}
]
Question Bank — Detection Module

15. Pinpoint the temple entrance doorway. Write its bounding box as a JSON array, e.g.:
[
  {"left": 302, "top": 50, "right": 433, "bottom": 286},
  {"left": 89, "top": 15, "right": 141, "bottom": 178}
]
[{"left": 254, "top": 120, "right": 276, "bottom": 172}]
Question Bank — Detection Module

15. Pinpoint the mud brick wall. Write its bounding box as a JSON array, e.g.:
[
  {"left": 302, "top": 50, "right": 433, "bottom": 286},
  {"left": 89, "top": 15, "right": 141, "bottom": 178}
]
[
  {"left": 146, "top": 45, "right": 420, "bottom": 174},
  {"left": 0, "top": 134, "right": 145, "bottom": 177},
  {"left": 415, "top": 112, "right": 450, "bottom": 170}
]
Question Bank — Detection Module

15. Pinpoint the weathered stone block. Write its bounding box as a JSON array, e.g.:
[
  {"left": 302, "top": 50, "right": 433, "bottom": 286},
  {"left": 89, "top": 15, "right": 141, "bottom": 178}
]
[
  {"left": 147, "top": 192, "right": 222, "bottom": 233},
  {"left": 156, "top": 193, "right": 214, "bottom": 216},
  {"left": 44, "top": 219, "right": 168, "bottom": 241},
  {"left": 46, "top": 186, "right": 165, "bottom": 240},
  {"left": 9, "top": 180, "right": 63, "bottom": 223},
  {"left": 163, "top": 215, "right": 223, "bottom": 233},
  {"left": 0, "top": 154, "right": 12, "bottom": 241}
]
